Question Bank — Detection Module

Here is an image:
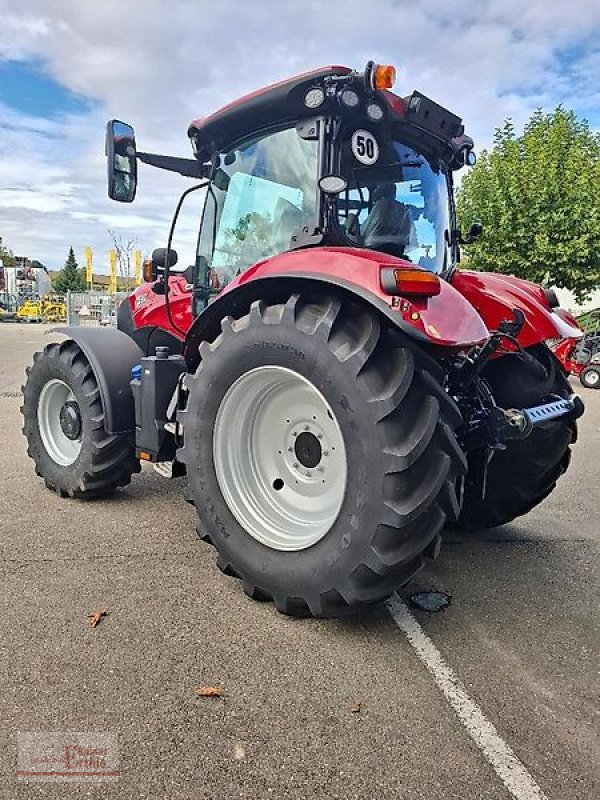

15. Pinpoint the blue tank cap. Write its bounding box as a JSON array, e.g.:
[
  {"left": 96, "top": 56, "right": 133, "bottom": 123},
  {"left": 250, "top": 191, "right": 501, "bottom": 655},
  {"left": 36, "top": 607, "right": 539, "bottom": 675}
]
[{"left": 131, "top": 364, "right": 142, "bottom": 380}]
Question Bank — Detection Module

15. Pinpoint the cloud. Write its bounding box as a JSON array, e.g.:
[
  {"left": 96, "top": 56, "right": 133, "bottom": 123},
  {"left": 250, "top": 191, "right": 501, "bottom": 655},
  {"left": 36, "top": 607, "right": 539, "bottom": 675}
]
[{"left": 0, "top": 0, "right": 599, "bottom": 268}]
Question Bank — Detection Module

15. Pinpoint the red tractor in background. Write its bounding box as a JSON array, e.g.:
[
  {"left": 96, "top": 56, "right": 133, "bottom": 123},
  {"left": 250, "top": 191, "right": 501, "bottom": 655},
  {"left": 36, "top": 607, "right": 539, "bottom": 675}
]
[
  {"left": 552, "top": 310, "right": 600, "bottom": 389},
  {"left": 22, "top": 63, "right": 584, "bottom": 617}
]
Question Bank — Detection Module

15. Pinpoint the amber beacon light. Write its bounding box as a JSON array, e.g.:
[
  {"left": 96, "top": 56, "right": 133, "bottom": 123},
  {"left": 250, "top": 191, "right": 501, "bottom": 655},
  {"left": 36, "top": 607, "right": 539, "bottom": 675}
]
[{"left": 371, "top": 64, "right": 396, "bottom": 90}]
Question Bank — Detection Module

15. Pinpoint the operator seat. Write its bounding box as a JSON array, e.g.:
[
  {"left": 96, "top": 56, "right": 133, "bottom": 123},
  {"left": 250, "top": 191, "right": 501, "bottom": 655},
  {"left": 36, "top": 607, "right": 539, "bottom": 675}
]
[{"left": 362, "top": 183, "right": 415, "bottom": 257}]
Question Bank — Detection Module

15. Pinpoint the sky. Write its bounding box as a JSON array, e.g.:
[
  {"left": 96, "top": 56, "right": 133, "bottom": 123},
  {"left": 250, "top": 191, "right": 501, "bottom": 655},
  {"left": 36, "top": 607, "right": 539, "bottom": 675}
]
[{"left": 0, "top": 0, "right": 599, "bottom": 273}]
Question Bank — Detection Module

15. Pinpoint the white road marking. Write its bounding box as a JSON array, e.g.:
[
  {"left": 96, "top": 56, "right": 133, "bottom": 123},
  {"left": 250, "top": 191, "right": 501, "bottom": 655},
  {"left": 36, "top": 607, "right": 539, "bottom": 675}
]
[{"left": 386, "top": 594, "right": 548, "bottom": 800}]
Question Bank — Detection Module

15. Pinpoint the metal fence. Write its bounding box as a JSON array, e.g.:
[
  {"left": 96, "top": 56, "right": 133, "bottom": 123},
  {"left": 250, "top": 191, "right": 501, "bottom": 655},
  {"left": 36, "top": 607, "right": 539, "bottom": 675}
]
[{"left": 66, "top": 292, "right": 128, "bottom": 327}]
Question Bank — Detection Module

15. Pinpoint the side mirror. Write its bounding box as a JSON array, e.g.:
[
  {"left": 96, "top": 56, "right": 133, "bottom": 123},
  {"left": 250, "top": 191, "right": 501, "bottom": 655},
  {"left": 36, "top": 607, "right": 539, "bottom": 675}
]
[
  {"left": 450, "top": 141, "right": 476, "bottom": 171},
  {"left": 106, "top": 120, "right": 137, "bottom": 202},
  {"left": 467, "top": 222, "right": 483, "bottom": 241},
  {"left": 460, "top": 222, "right": 483, "bottom": 245}
]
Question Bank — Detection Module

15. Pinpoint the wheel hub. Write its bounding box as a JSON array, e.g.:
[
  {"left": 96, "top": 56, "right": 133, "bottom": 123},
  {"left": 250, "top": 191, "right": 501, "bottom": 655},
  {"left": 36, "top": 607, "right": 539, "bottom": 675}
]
[
  {"left": 213, "top": 366, "right": 347, "bottom": 551},
  {"left": 294, "top": 431, "right": 322, "bottom": 469},
  {"left": 59, "top": 401, "right": 82, "bottom": 440},
  {"left": 37, "top": 379, "right": 83, "bottom": 466}
]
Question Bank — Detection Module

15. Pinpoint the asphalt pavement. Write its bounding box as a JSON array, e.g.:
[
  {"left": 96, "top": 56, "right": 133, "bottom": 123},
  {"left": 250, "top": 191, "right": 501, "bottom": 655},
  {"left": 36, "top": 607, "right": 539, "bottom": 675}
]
[{"left": 0, "top": 323, "right": 598, "bottom": 799}]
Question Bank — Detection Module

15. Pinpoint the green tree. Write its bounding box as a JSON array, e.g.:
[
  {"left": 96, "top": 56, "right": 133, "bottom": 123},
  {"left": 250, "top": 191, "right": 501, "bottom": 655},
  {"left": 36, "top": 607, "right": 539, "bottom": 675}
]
[
  {"left": 0, "top": 239, "right": 15, "bottom": 268},
  {"left": 53, "top": 247, "right": 86, "bottom": 293},
  {"left": 457, "top": 107, "right": 600, "bottom": 301}
]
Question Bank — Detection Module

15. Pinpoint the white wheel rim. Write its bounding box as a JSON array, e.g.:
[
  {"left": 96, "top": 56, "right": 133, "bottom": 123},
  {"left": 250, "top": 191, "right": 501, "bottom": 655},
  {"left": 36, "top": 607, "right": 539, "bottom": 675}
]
[
  {"left": 38, "top": 379, "right": 82, "bottom": 466},
  {"left": 213, "top": 366, "right": 347, "bottom": 551},
  {"left": 585, "top": 369, "right": 599, "bottom": 386}
]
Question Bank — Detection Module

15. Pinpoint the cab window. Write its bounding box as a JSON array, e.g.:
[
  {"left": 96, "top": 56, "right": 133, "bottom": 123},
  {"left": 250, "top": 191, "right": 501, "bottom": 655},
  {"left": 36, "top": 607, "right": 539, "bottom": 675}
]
[
  {"left": 198, "top": 127, "right": 319, "bottom": 287},
  {"left": 336, "top": 137, "right": 450, "bottom": 274}
]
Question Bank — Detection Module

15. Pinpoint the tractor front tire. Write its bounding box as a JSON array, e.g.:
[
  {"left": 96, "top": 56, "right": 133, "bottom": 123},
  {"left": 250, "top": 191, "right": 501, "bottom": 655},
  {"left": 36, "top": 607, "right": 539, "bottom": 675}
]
[
  {"left": 21, "top": 340, "right": 140, "bottom": 497},
  {"left": 178, "top": 294, "right": 466, "bottom": 617},
  {"left": 456, "top": 344, "right": 577, "bottom": 531}
]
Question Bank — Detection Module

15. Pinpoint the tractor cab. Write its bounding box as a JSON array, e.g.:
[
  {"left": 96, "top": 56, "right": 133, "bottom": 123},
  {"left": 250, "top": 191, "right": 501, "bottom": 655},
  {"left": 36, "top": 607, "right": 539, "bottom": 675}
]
[{"left": 106, "top": 62, "right": 476, "bottom": 319}]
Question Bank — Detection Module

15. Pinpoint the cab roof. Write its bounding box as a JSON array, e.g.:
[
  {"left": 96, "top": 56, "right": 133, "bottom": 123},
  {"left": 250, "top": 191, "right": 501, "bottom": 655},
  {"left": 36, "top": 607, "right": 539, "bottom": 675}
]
[
  {"left": 187, "top": 65, "right": 469, "bottom": 166},
  {"left": 188, "top": 66, "right": 351, "bottom": 158}
]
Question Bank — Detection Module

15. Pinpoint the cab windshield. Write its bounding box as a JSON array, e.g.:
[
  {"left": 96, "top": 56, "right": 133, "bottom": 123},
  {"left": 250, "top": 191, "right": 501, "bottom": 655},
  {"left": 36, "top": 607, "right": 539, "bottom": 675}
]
[{"left": 335, "top": 137, "right": 451, "bottom": 274}]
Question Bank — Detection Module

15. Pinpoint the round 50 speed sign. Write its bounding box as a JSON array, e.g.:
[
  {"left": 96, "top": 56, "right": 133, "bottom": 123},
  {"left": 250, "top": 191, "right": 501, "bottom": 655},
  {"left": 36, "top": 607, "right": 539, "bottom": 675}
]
[{"left": 351, "top": 130, "right": 379, "bottom": 165}]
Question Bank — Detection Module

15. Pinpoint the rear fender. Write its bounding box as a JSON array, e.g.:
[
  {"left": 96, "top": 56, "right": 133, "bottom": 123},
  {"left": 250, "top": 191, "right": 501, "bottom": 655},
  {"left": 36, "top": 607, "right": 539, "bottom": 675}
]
[
  {"left": 184, "top": 248, "right": 489, "bottom": 369},
  {"left": 50, "top": 327, "right": 143, "bottom": 433},
  {"left": 451, "top": 270, "right": 583, "bottom": 347}
]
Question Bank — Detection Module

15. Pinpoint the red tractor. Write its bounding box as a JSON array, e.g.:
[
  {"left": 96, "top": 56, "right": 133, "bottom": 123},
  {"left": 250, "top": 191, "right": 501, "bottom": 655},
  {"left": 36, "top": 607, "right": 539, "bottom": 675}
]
[
  {"left": 551, "top": 310, "right": 600, "bottom": 389},
  {"left": 22, "top": 63, "right": 584, "bottom": 617}
]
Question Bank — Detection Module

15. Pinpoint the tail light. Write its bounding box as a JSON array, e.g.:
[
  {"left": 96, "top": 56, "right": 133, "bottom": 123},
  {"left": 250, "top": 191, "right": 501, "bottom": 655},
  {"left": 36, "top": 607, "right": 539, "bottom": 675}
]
[{"left": 380, "top": 266, "right": 441, "bottom": 297}]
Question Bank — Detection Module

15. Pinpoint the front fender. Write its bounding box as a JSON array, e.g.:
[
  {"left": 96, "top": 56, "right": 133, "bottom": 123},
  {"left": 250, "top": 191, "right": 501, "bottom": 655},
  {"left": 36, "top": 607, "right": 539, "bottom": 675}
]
[
  {"left": 451, "top": 270, "right": 583, "bottom": 346},
  {"left": 50, "top": 327, "right": 143, "bottom": 433},
  {"left": 184, "top": 248, "right": 489, "bottom": 368}
]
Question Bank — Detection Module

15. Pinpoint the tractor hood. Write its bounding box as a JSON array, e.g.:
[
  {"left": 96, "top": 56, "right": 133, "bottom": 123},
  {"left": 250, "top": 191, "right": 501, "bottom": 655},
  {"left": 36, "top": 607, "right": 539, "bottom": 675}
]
[{"left": 451, "top": 270, "right": 583, "bottom": 347}]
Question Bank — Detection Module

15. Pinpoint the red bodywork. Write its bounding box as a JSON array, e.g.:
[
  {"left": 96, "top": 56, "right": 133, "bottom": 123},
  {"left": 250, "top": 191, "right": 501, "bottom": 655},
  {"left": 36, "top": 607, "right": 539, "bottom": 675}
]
[
  {"left": 552, "top": 337, "right": 585, "bottom": 377},
  {"left": 221, "top": 248, "right": 488, "bottom": 347},
  {"left": 450, "top": 270, "right": 582, "bottom": 347},
  {"left": 127, "top": 274, "right": 193, "bottom": 339},
  {"left": 125, "top": 249, "right": 582, "bottom": 356}
]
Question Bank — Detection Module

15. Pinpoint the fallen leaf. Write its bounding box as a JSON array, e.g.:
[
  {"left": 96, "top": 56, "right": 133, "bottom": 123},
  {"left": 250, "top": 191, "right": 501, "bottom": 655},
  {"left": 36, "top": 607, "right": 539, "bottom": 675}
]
[
  {"left": 351, "top": 702, "right": 362, "bottom": 713},
  {"left": 87, "top": 608, "right": 108, "bottom": 628},
  {"left": 195, "top": 686, "right": 223, "bottom": 698},
  {"left": 233, "top": 743, "right": 245, "bottom": 760}
]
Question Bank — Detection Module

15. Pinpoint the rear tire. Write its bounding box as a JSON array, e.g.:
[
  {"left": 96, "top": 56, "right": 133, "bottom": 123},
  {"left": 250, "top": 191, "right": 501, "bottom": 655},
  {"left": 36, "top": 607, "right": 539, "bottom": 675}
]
[
  {"left": 580, "top": 365, "right": 600, "bottom": 389},
  {"left": 21, "top": 340, "right": 140, "bottom": 497},
  {"left": 456, "top": 345, "right": 577, "bottom": 531},
  {"left": 178, "top": 294, "right": 466, "bottom": 617}
]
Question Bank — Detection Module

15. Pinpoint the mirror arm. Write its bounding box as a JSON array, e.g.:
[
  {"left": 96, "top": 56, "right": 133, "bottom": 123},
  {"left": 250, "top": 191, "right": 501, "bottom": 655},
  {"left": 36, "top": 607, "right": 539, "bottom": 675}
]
[{"left": 137, "top": 151, "right": 210, "bottom": 179}]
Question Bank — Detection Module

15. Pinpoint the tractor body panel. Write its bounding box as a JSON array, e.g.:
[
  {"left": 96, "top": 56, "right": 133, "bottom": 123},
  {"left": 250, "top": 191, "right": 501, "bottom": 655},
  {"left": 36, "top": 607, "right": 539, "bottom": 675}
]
[
  {"left": 120, "top": 276, "right": 190, "bottom": 348},
  {"left": 451, "top": 270, "right": 583, "bottom": 348},
  {"left": 227, "top": 248, "right": 489, "bottom": 346},
  {"left": 552, "top": 337, "right": 582, "bottom": 376},
  {"left": 182, "top": 247, "right": 489, "bottom": 368}
]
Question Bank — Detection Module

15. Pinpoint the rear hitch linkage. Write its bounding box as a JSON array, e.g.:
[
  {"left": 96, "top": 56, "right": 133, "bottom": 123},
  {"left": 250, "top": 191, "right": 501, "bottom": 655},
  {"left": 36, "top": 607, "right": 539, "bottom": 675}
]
[
  {"left": 459, "top": 393, "right": 583, "bottom": 452},
  {"left": 451, "top": 308, "right": 585, "bottom": 452},
  {"left": 450, "top": 309, "right": 549, "bottom": 392}
]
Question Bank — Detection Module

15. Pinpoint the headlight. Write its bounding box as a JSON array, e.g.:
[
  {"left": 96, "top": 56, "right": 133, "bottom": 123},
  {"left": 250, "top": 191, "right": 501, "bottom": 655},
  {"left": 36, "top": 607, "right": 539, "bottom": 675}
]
[
  {"left": 304, "top": 87, "right": 325, "bottom": 109},
  {"left": 340, "top": 89, "right": 360, "bottom": 108},
  {"left": 366, "top": 102, "right": 384, "bottom": 121}
]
